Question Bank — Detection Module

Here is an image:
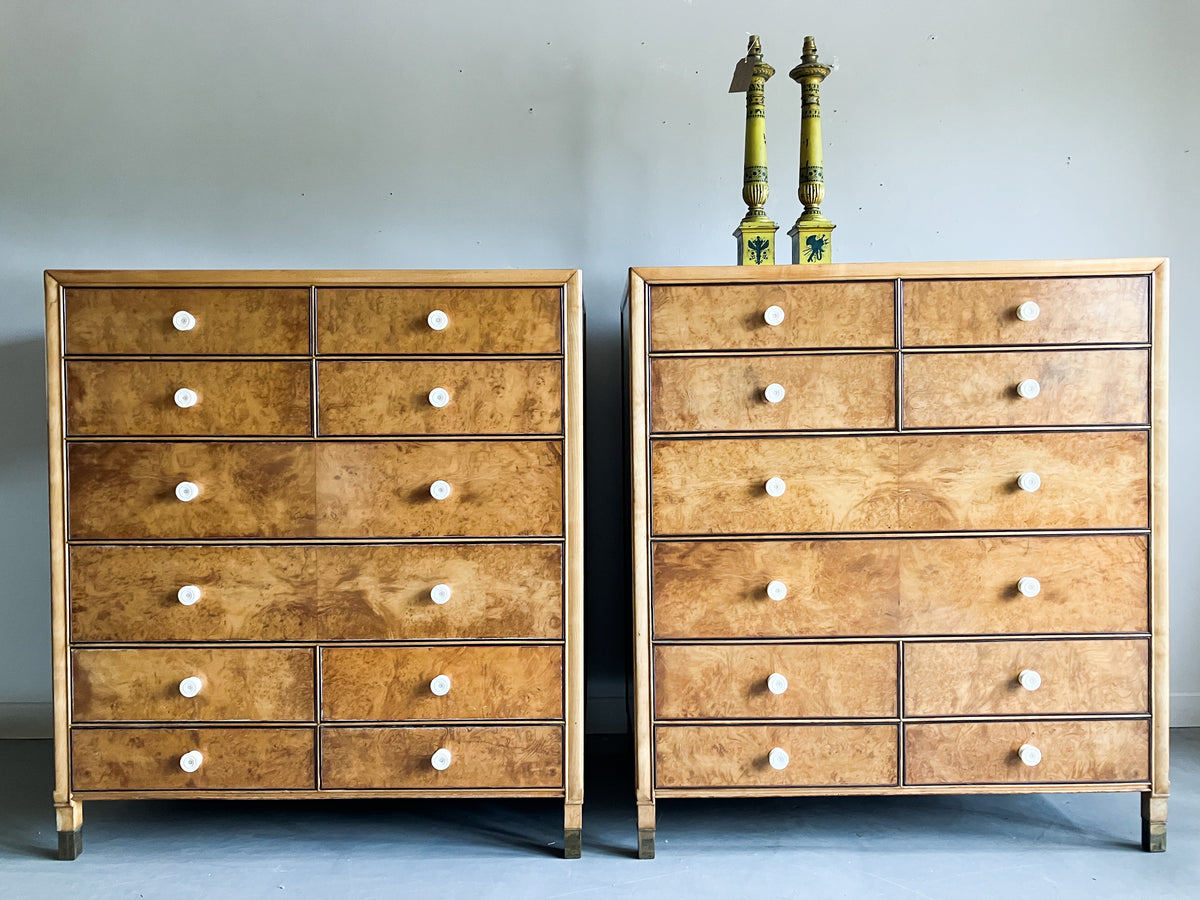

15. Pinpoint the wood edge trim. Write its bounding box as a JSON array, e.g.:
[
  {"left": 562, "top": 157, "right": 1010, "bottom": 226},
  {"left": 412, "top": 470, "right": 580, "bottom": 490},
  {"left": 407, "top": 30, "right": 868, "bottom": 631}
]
[
  {"left": 563, "top": 271, "right": 585, "bottom": 806},
  {"left": 44, "top": 269, "right": 582, "bottom": 288},
  {"left": 1151, "top": 259, "right": 1169, "bottom": 796}
]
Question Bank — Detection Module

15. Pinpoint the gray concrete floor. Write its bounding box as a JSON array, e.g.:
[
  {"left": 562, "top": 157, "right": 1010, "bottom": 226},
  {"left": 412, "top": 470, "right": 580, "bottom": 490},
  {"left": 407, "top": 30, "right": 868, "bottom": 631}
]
[{"left": 1, "top": 732, "right": 1197, "bottom": 898}]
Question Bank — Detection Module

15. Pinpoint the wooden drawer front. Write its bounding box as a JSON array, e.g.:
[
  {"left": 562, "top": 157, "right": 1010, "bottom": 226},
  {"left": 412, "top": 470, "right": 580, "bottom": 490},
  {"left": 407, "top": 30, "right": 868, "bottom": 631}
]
[
  {"left": 72, "top": 648, "right": 315, "bottom": 722},
  {"left": 655, "top": 724, "right": 898, "bottom": 789},
  {"left": 321, "top": 725, "right": 563, "bottom": 789},
  {"left": 66, "top": 361, "right": 312, "bottom": 436},
  {"left": 67, "top": 442, "right": 316, "bottom": 540},
  {"left": 904, "top": 639, "right": 1148, "bottom": 717},
  {"left": 321, "top": 646, "right": 562, "bottom": 721},
  {"left": 902, "top": 277, "right": 1149, "bottom": 347},
  {"left": 650, "top": 354, "right": 895, "bottom": 433},
  {"left": 72, "top": 727, "right": 316, "bottom": 791},
  {"left": 316, "top": 287, "right": 562, "bottom": 355},
  {"left": 70, "top": 546, "right": 317, "bottom": 643},
  {"left": 315, "top": 441, "right": 562, "bottom": 538},
  {"left": 315, "top": 544, "right": 562, "bottom": 641},
  {"left": 64, "top": 288, "right": 311, "bottom": 355},
  {"left": 649, "top": 281, "right": 894, "bottom": 351},
  {"left": 318, "top": 359, "right": 562, "bottom": 436},
  {"left": 654, "top": 643, "right": 897, "bottom": 719},
  {"left": 903, "top": 350, "right": 1148, "bottom": 428},
  {"left": 905, "top": 719, "right": 1149, "bottom": 785}
]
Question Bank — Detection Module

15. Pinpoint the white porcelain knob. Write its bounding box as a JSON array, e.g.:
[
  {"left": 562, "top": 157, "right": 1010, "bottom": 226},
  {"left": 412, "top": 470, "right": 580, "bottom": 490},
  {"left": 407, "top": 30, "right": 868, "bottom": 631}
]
[
  {"left": 173, "top": 387, "right": 198, "bottom": 408},
  {"left": 430, "top": 674, "right": 452, "bottom": 696},
  {"left": 1017, "top": 576, "right": 1042, "bottom": 598},
  {"left": 1016, "top": 301, "right": 1041, "bottom": 322},
  {"left": 763, "top": 383, "right": 786, "bottom": 404},
  {"left": 175, "top": 481, "right": 200, "bottom": 502},
  {"left": 428, "top": 387, "right": 450, "bottom": 408},
  {"left": 177, "top": 585, "right": 201, "bottom": 606},
  {"left": 1018, "top": 743, "right": 1042, "bottom": 767},
  {"left": 430, "top": 480, "right": 451, "bottom": 501},
  {"left": 430, "top": 583, "right": 452, "bottom": 605},
  {"left": 1018, "top": 669, "right": 1043, "bottom": 692},
  {"left": 1016, "top": 379, "right": 1041, "bottom": 399},
  {"left": 431, "top": 748, "right": 452, "bottom": 770},
  {"left": 427, "top": 309, "right": 449, "bottom": 331},
  {"left": 766, "top": 580, "right": 788, "bottom": 602},
  {"left": 178, "top": 676, "right": 202, "bottom": 698},
  {"left": 172, "top": 310, "right": 196, "bottom": 332},
  {"left": 179, "top": 750, "right": 204, "bottom": 772},
  {"left": 768, "top": 747, "right": 790, "bottom": 770},
  {"left": 766, "top": 672, "right": 789, "bottom": 695},
  {"left": 765, "top": 477, "right": 786, "bottom": 498},
  {"left": 763, "top": 305, "right": 785, "bottom": 327},
  {"left": 1017, "top": 472, "right": 1042, "bottom": 493}
]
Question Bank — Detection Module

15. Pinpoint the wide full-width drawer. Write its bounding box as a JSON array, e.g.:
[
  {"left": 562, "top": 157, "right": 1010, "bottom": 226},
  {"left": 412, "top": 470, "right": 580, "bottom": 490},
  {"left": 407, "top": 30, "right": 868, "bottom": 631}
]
[
  {"left": 905, "top": 719, "right": 1150, "bottom": 785},
  {"left": 320, "top": 645, "right": 562, "bottom": 721},
  {"left": 653, "top": 643, "right": 896, "bottom": 719},
  {"left": 320, "top": 725, "right": 563, "bottom": 790},
  {"left": 72, "top": 647, "right": 315, "bottom": 722},
  {"left": 66, "top": 360, "right": 312, "bottom": 436},
  {"left": 317, "top": 359, "right": 562, "bottom": 435},
  {"left": 904, "top": 639, "right": 1148, "bottom": 717},
  {"left": 316, "top": 287, "right": 562, "bottom": 355},
  {"left": 655, "top": 724, "right": 898, "bottom": 789},
  {"left": 902, "top": 349, "right": 1148, "bottom": 428},
  {"left": 648, "top": 281, "right": 894, "bottom": 352},
  {"left": 63, "top": 287, "right": 311, "bottom": 355},
  {"left": 71, "top": 727, "right": 316, "bottom": 791},
  {"left": 650, "top": 354, "right": 895, "bottom": 433},
  {"left": 902, "top": 277, "right": 1149, "bottom": 346}
]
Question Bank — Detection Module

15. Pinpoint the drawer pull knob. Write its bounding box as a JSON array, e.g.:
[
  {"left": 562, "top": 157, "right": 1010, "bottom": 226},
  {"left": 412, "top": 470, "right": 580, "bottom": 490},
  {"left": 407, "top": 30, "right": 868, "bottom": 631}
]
[
  {"left": 430, "top": 480, "right": 452, "bottom": 501},
  {"left": 768, "top": 747, "right": 790, "bottom": 770},
  {"left": 179, "top": 750, "right": 204, "bottom": 772},
  {"left": 766, "top": 580, "right": 788, "bottom": 601},
  {"left": 430, "top": 583, "right": 452, "bottom": 605},
  {"left": 1016, "top": 472, "right": 1041, "bottom": 493},
  {"left": 427, "top": 309, "right": 449, "bottom": 331},
  {"left": 1016, "top": 301, "right": 1041, "bottom": 322},
  {"left": 763, "top": 382, "right": 786, "bottom": 404},
  {"left": 1018, "top": 743, "right": 1042, "bottom": 767},
  {"left": 766, "top": 672, "right": 789, "bottom": 695},
  {"left": 428, "top": 387, "right": 451, "bottom": 408},
  {"left": 175, "top": 481, "right": 200, "bottom": 502},
  {"left": 1018, "top": 669, "right": 1043, "bottom": 691},
  {"left": 172, "top": 310, "right": 197, "bottom": 332},
  {"left": 178, "top": 676, "right": 203, "bottom": 698},
  {"left": 763, "top": 305, "right": 786, "bottom": 327},
  {"left": 177, "top": 585, "right": 202, "bottom": 606},
  {"left": 1016, "top": 378, "right": 1041, "bottom": 399},
  {"left": 431, "top": 747, "right": 453, "bottom": 770},
  {"left": 764, "top": 477, "right": 787, "bottom": 497},
  {"left": 430, "top": 674, "right": 452, "bottom": 696},
  {"left": 1017, "top": 576, "right": 1042, "bottom": 598},
  {"left": 173, "top": 387, "right": 198, "bottom": 408}
]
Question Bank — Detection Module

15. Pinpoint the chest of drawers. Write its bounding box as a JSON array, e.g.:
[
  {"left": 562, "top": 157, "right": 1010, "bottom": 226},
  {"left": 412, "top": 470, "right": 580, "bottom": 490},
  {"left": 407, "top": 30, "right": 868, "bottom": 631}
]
[
  {"left": 627, "top": 260, "right": 1168, "bottom": 857},
  {"left": 47, "top": 269, "right": 584, "bottom": 858}
]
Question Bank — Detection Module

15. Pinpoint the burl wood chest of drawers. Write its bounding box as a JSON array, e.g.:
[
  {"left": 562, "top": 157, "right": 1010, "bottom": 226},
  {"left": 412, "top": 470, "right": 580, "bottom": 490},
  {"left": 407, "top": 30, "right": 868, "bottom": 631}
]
[
  {"left": 46, "top": 269, "right": 583, "bottom": 859},
  {"left": 627, "top": 259, "right": 1168, "bottom": 857}
]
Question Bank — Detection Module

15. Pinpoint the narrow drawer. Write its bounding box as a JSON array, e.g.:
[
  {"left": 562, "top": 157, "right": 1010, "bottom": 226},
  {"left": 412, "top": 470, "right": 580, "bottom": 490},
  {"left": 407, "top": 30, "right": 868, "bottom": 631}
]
[
  {"left": 316, "top": 287, "right": 562, "bottom": 354},
  {"left": 72, "top": 727, "right": 316, "bottom": 791},
  {"left": 321, "top": 725, "right": 563, "bottom": 790},
  {"left": 63, "top": 287, "right": 311, "bottom": 355},
  {"left": 905, "top": 719, "right": 1149, "bottom": 785},
  {"left": 902, "top": 277, "right": 1149, "bottom": 346},
  {"left": 66, "top": 360, "right": 312, "bottom": 436},
  {"left": 72, "top": 648, "right": 315, "bottom": 722},
  {"left": 902, "top": 350, "right": 1148, "bottom": 428},
  {"left": 315, "top": 544, "right": 562, "bottom": 641},
  {"left": 321, "top": 645, "right": 562, "bottom": 721},
  {"left": 70, "top": 545, "right": 317, "bottom": 642},
  {"left": 650, "top": 354, "right": 894, "bottom": 433},
  {"left": 655, "top": 724, "right": 898, "bottom": 789},
  {"left": 904, "top": 639, "right": 1148, "bottom": 717},
  {"left": 318, "top": 359, "right": 562, "bottom": 436},
  {"left": 654, "top": 643, "right": 897, "bottom": 719},
  {"left": 649, "top": 281, "right": 894, "bottom": 351}
]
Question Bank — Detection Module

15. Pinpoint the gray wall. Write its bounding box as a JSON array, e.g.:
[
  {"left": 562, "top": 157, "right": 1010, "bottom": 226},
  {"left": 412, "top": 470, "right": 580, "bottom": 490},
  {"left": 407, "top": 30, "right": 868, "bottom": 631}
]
[{"left": 1, "top": 0, "right": 1197, "bottom": 733}]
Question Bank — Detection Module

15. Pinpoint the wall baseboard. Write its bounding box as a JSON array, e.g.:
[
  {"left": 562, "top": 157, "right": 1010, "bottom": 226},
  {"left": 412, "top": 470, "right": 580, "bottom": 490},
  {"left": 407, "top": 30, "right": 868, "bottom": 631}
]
[{"left": 0, "top": 702, "right": 52, "bottom": 739}]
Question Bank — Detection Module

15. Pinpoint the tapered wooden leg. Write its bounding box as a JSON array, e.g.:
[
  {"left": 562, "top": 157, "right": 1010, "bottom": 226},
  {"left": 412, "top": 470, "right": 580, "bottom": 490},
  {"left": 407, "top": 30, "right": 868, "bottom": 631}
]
[
  {"left": 637, "top": 801, "right": 655, "bottom": 859},
  {"left": 56, "top": 800, "right": 83, "bottom": 860},
  {"left": 1142, "top": 793, "right": 1167, "bottom": 852},
  {"left": 564, "top": 801, "right": 582, "bottom": 859}
]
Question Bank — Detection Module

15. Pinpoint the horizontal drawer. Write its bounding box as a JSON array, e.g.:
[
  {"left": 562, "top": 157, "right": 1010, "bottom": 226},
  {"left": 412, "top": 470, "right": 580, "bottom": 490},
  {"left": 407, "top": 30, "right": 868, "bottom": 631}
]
[
  {"left": 72, "top": 727, "right": 316, "bottom": 791},
  {"left": 904, "top": 639, "right": 1148, "bottom": 717},
  {"left": 72, "top": 648, "right": 315, "bottom": 722},
  {"left": 902, "top": 277, "right": 1149, "bottom": 346},
  {"left": 317, "top": 359, "right": 561, "bottom": 435},
  {"left": 315, "top": 544, "right": 562, "bottom": 641},
  {"left": 652, "top": 535, "right": 1148, "bottom": 638},
  {"left": 903, "top": 350, "right": 1148, "bottom": 428},
  {"left": 655, "top": 724, "right": 898, "bottom": 789},
  {"left": 650, "top": 354, "right": 894, "bottom": 433},
  {"left": 321, "top": 725, "right": 563, "bottom": 789},
  {"left": 63, "top": 287, "right": 310, "bottom": 355},
  {"left": 905, "top": 719, "right": 1149, "bottom": 785},
  {"left": 654, "top": 643, "right": 896, "bottom": 719},
  {"left": 316, "top": 287, "right": 561, "bottom": 354},
  {"left": 320, "top": 646, "right": 562, "bottom": 721},
  {"left": 649, "top": 281, "right": 894, "bottom": 351},
  {"left": 66, "top": 360, "right": 312, "bottom": 436}
]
